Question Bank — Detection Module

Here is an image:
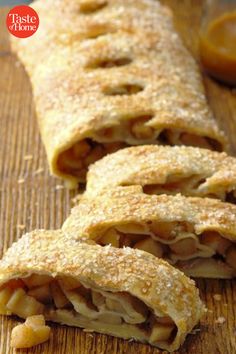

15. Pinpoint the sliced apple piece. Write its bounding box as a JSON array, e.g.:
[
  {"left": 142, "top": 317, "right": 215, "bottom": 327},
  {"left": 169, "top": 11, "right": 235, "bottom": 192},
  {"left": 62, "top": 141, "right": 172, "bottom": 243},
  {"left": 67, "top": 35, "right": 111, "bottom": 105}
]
[
  {"left": 201, "top": 231, "right": 231, "bottom": 255},
  {"left": 226, "top": 245, "right": 236, "bottom": 270},
  {"left": 28, "top": 284, "right": 52, "bottom": 304},
  {"left": 22, "top": 274, "right": 52, "bottom": 288},
  {"left": 99, "top": 229, "right": 120, "bottom": 247},
  {"left": 150, "top": 323, "right": 175, "bottom": 343},
  {"left": 11, "top": 315, "right": 50, "bottom": 349},
  {"left": 150, "top": 222, "right": 177, "bottom": 240},
  {"left": 91, "top": 291, "right": 105, "bottom": 308},
  {"left": 58, "top": 277, "right": 81, "bottom": 291},
  {"left": 0, "top": 287, "right": 13, "bottom": 315},
  {"left": 178, "top": 258, "right": 235, "bottom": 278},
  {"left": 134, "top": 238, "right": 163, "bottom": 258},
  {"left": 6, "top": 288, "right": 44, "bottom": 318},
  {"left": 169, "top": 237, "right": 197, "bottom": 256},
  {"left": 73, "top": 140, "right": 91, "bottom": 158},
  {"left": 50, "top": 281, "right": 70, "bottom": 308}
]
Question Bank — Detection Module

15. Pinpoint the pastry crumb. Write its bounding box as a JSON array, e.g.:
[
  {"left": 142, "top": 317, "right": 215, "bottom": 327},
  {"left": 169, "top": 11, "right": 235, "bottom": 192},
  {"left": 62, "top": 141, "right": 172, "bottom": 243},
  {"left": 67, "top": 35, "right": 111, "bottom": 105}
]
[
  {"left": 17, "top": 224, "right": 26, "bottom": 230},
  {"left": 215, "top": 316, "right": 226, "bottom": 324},
  {"left": 55, "top": 185, "right": 64, "bottom": 190},
  {"left": 33, "top": 168, "right": 44, "bottom": 175},
  {"left": 213, "top": 294, "right": 222, "bottom": 301},
  {"left": 18, "top": 178, "right": 25, "bottom": 184},
  {"left": 24, "top": 155, "right": 33, "bottom": 161}
]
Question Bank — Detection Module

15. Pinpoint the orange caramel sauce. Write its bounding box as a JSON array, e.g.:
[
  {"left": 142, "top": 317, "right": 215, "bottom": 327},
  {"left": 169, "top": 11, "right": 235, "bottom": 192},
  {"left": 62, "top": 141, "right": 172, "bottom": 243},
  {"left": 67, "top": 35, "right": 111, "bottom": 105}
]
[{"left": 199, "top": 11, "right": 236, "bottom": 85}]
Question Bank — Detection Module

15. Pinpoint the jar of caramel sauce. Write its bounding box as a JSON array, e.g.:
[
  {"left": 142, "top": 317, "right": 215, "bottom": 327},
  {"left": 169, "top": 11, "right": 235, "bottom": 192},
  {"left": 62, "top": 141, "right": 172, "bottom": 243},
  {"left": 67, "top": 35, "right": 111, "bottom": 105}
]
[{"left": 199, "top": 0, "right": 236, "bottom": 85}]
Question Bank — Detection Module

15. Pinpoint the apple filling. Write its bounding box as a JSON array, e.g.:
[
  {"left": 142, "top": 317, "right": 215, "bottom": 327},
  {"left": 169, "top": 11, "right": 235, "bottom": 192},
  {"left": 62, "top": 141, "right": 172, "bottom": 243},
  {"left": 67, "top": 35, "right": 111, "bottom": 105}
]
[
  {"left": 142, "top": 174, "right": 208, "bottom": 197},
  {"left": 97, "top": 223, "right": 236, "bottom": 278},
  {"left": 142, "top": 174, "right": 229, "bottom": 201},
  {"left": 79, "top": 0, "right": 108, "bottom": 14},
  {"left": 0, "top": 274, "right": 176, "bottom": 346},
  {"left": 57, "top": 126, "right": 222, "bottom": 183},
  {"left": 103, "top": 83, "right": 144, "bottom": 96},
  {"left": 87, "top": 57, "right": 133, "bottom": 69},
  {"left": 58, "top": 139, "right": 127, "bottom": 180},
  {"left": 159, "top": 130, "right": 222, "bottom": 152},
  {"left": 83, "top": 23, "right": 116, "bottom": 40}
]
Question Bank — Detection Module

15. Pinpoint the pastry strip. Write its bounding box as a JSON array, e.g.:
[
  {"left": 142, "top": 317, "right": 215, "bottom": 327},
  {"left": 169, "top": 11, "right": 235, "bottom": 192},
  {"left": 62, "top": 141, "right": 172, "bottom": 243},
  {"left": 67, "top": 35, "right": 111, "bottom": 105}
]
[
  {"left": 86, "top": 145, "right": 236, "bottom": 201},
  {"left": 11, "top": 0, "right": 226, "bottom": 187},
  {"left": 63, "top": 186, "right": 236, "bottom": 278},
  {"left": 0, "top": 230, "right": 205, "bottom": 351}
]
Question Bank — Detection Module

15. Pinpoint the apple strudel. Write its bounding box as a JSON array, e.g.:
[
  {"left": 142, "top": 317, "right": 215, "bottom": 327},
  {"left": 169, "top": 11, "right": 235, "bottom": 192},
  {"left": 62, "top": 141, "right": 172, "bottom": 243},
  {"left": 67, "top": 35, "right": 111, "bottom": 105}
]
[
  {"left": 86, "top": 145, "right": 236, "bottom": 202},
  {"left": 11, "top": 0, "right": 226, "bottom": 187},
  {"left": 63, "top": 186, "right": 236, "bottom": 278},
  {"left": 0, "top": 230, "right": 205, "bottom": 351}
]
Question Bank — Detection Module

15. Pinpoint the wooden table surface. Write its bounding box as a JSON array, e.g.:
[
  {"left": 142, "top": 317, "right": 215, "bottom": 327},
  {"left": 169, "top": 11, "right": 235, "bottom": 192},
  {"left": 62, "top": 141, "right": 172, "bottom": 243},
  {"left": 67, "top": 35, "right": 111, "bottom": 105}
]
[{"left": 0, "top": 1, "right": 236, "bottom": 353}]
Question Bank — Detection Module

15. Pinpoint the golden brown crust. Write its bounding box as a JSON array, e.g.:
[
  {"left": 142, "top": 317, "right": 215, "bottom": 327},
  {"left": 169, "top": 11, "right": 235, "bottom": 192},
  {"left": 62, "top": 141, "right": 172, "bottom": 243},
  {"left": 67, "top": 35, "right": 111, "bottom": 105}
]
[
  {"left": 0, "top": 230, "right": 204, "bottom": 351},
  {"left": 86, "top": 145, "right": 236, "bottom": 200},
  {"left": 11, "top": 0, "right": 226, "bottom": 186},
  {"left": 63, "top": 186, "right": 236, "bottom": 242}
]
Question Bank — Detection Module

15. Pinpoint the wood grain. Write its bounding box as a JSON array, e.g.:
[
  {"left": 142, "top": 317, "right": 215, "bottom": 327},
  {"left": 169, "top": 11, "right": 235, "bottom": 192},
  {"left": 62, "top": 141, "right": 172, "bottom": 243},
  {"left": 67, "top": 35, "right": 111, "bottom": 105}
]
[{"left": 0, "top": 2, "right": 236, "bottom": 353}]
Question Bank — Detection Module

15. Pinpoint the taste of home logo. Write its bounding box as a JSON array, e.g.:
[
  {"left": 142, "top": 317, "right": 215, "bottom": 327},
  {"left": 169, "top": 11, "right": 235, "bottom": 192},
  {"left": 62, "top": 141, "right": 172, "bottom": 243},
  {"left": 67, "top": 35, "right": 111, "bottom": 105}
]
[{"left": 6, "top": 5, "right": 39, "bottom": 38}]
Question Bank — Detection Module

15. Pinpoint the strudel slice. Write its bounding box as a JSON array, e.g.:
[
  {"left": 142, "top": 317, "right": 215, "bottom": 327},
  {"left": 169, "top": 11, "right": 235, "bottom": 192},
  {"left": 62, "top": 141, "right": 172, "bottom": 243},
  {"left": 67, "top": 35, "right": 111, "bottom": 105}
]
[
  {"left": 86, "top": 146, "right": 236, "bottom": 202},
  {"left": 0, "top": 230, "right": 204, "bottom": 351},
  {"left": 11, "top": 0, "right": 226, "bottom": 187},
  {"left": 63, "top": 187, "right": 236, "bottom": 278}
]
